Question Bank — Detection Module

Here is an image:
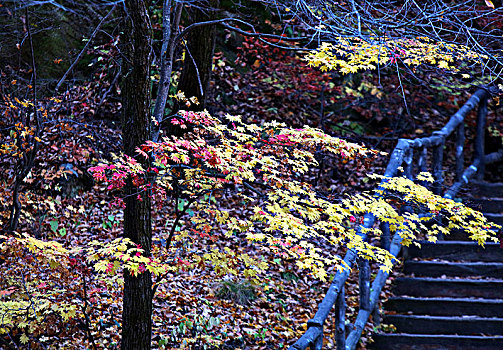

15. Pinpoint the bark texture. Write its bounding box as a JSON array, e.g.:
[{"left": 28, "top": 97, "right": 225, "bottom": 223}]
[{"left": 121, "top": 1, "right": 153, "bottom": 349}]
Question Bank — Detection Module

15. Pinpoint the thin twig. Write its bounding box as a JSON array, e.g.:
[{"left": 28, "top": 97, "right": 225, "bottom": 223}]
[
  {"left": 55, "top": 5, "right": 116, "bottom": 92},
  {"left": 95, "top": 66, "right": 121, "bottom": 115}
]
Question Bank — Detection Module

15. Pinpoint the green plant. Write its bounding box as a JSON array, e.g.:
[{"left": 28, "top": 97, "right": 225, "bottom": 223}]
[
  {"left": 215, "top": 280, "right": 257, "bottom": 305},
  {"left": 167, "top": 313, "right": 221, "bottom": 349}
]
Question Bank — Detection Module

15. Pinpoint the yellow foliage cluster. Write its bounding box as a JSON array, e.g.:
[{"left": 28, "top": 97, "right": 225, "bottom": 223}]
[
  {"left": 306, "top": 36, "right": 486, "bottom": 74},
  {"left": 0, "top": 234, "right": 80, "bottom": 339},
  {"left": 94, "top": 108, "right": 498, "bottom": 281}
]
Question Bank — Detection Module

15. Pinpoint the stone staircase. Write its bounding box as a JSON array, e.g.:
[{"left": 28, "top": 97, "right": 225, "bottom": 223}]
[{"left": 372, "top": 181, "right": 503, "bottom": 350}]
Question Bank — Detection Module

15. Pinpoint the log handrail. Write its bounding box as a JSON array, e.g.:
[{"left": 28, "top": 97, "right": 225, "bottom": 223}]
[{"left": 289, "top": 86, "right": 500, "bottom": 350}]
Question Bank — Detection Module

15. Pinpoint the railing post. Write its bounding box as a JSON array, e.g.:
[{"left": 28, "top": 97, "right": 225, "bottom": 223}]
[
  {"left": 475, "top": 96, "right": 488, "bottom": 180},
  {"left": 311, "top": 333, "right": 323, "bottom": 350},
  {"left": 358, "top": 258, "right": 370, "bottom": 311},
  {"left": 375, "top": 220, "right": 389, "bottom": 328},
  {"left": 432, "top": 135, "right": 444, "bottom": 195},
  {"left": 334, "top": 286, "right": 346, "bottom": 349},
  {"left": 417, "top": 146, "right": 429, "bottom": 189},
  {"left": 418, "top": 146, "right": 428, "bottom": 173},
  {"left": 432, "top": 134, "right": 445, "bottom": 239},
  {"left": 456, "top": 123, "right": 465, "bottom": 182},
  {"left": 404, "top": 147, "right": 414, "bottom": 180}
]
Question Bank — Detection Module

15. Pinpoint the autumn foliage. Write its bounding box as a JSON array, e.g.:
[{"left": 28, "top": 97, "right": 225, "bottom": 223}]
[{"left": 1, "top": 95, "right": 499, "bottom": 347}]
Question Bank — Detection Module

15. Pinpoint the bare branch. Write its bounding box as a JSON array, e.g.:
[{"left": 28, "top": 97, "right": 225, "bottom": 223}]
[{"left": 55, "top": 4, "right": 117, "bottom": 92}]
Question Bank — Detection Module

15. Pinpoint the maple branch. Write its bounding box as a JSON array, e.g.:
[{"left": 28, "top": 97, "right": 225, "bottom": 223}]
[
  {"left": 151, "top": 194, "right": 198, "bottom": 298},
  {"left": 182, "top": 38, "right": 204, "bottom": 98},
  {"left": 175, "top": 18, "right": 309, "bottom": 44},
  {"left": 6, "top": 333, "right": 20, "bottom": 350},
  {"left": 243, "top": 181, "right": 266, "bottom": 197},
  {"left": 80, "top": 274, "right": 98, "bottom": 350},
  {"left": 6, "top": 7, "right": 41, "bottom": 234}
]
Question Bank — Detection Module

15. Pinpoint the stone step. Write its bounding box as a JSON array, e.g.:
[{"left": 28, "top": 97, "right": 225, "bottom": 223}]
[
  {"left": 465, "top": 197, "right": 503, "bottom": 213},
  {"left": 393, "top": 277, "right": 503, "bottom": 298},
  {"left": 470, "top": 181, "right": 503, "bottom": 198},
  {"left": 403, "top": 260, "right": 503, "bottom": 277},
  {"left": 371, "top": 334, "right": 503, "bottom": 350},
  {"left": 404, "top": 241, "right": 503, "bottom": 262},
  {"left": 383, "top": 314, "right": 503, "bottom": 335},
  {"left": 484, "top": 213, "right": 503, "bottom": 225},
  {"left": 385, "top": 297, "right": 503, "bottom": 317},
  {"left": 444, "top": 229, "right": 489, "bottom": 242}
]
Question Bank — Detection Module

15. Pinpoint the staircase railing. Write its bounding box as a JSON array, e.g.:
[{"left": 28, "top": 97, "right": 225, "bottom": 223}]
[{"left": 289, "top": 86, "right": 500, "bottom": 350}]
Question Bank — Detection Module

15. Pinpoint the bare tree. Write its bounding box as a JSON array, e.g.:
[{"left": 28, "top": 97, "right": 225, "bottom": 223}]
[{"left": 266, "top": 0, "right": 503, "bottom": 78}]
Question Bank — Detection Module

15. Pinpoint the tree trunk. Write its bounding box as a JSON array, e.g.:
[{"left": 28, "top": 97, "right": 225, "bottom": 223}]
[
  {"left": 177, "top": 1, "right": 219, "bottom": 110},
  {"left": 121, "top": 1, "right": 153, "bottom": 349}
]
